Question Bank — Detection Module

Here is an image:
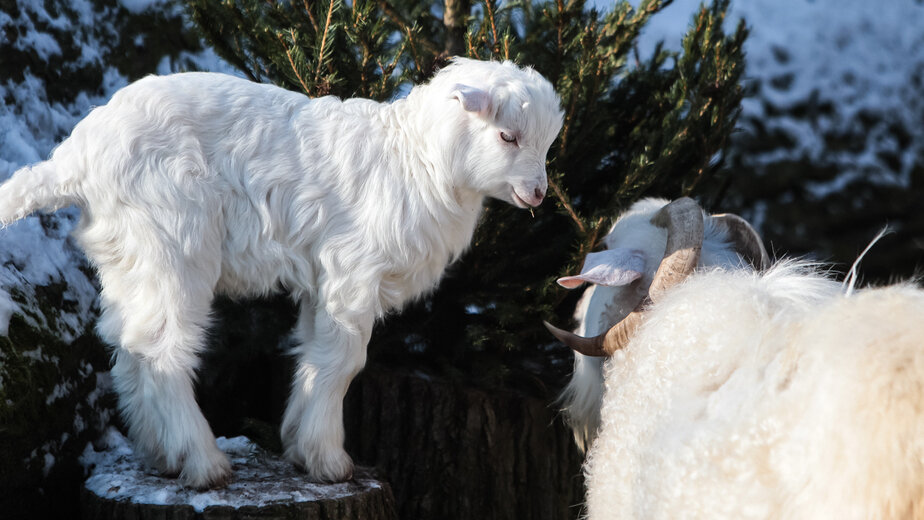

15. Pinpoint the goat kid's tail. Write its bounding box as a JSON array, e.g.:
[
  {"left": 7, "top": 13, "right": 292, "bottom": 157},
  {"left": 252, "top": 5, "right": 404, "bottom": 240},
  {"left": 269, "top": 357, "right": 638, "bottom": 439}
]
[{"left": 0, "top": 160, "right": 77, "bottom": 226}]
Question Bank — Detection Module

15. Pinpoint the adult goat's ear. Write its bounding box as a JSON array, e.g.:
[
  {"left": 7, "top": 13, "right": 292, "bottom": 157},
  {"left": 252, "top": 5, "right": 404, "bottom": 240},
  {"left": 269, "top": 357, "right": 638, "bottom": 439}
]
[
  {"left": 556, "top": 249, "right": 647, "bottom": 289},
  {"left": 450, "top": 84, "right": 492, "bottom": 116}
]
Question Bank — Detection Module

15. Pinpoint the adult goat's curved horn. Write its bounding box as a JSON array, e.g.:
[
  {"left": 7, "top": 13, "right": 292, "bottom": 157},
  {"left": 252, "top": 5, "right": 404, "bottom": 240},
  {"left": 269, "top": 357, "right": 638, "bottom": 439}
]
[
  {"left": 645, "top": 197, "right": 705, "bottom": 302},
  {"left": 547, "top": 197, "right": 705, "bottom": 357},
  {"left": 711, "top": 213, "right": 770, "bottom": 270},
  {"left": 544, "top": 315, "right": 644, "bottom": 358}
]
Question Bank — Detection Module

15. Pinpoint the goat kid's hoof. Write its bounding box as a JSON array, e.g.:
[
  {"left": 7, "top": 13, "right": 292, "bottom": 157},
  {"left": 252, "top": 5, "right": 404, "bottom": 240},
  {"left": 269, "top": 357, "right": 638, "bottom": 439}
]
[
  {"left": 286, "top": 447, "right": 354, "bottom": 483},
  {"left": 178, "top": 450, "right": 233, "bottom": 490},
  {"left": 304, "top": 458, "right": 354, "bottom": 483}
]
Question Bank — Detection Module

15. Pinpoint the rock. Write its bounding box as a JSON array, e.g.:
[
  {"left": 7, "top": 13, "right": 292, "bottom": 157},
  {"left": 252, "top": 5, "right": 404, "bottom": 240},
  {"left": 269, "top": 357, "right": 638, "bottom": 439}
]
[{"left": 80, "top": 429, "right": 397, "bottom": 520}]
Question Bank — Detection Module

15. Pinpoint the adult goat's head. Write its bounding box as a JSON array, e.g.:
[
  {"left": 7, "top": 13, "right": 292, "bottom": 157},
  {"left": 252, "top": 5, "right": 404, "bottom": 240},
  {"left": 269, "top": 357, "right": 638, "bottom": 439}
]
[{"left": 546, "top": 197, "right": 769, "bottom": 357}]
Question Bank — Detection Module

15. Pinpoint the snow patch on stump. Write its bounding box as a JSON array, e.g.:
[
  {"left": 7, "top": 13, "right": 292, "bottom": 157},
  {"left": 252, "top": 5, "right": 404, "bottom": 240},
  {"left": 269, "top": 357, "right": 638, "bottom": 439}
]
[{"left": 81, "top": 428, "right": 389, "bottom": 514}]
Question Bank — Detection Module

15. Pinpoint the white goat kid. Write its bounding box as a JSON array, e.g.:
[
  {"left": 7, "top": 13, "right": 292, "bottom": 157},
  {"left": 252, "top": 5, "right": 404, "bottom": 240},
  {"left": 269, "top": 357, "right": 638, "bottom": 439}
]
[
  {"left": 548, "top": 198, "right": 924, "bottom": 519},
  {"left": 554, "top": 197, "right": 768, "bottom": 450},
  {"left": 0, "top": 58, "right": 564, "bottom": 488}
]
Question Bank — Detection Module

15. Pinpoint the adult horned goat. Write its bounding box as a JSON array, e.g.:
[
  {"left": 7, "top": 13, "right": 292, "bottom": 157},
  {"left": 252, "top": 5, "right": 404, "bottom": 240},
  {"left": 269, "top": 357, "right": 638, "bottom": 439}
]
[
  {"left": 0, "top": 58, "right": 564, "bottom": 489},
  {"left": 547, "top": 198, "right": 924, "bottom": 519}
]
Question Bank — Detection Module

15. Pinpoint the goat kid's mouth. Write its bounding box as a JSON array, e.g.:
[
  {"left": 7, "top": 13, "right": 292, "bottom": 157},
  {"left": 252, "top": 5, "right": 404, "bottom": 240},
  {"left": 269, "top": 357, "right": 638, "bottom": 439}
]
[{"left": 511, "top": 186, "right": 544, "bottom": 208}]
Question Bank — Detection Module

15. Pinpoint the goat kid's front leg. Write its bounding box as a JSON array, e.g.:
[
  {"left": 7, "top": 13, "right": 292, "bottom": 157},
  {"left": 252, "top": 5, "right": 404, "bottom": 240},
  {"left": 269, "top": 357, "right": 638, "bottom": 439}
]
[{"left": 281, "top": 302, "right": 371, "bottom": 482}]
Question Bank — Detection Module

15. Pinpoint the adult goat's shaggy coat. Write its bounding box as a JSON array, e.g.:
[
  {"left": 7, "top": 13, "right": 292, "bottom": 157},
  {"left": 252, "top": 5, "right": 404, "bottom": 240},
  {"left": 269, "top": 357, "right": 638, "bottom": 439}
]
[
  {"left": 549, "top": 198, "right": 924, "bottom": 519},
  {"left": 0, "top": 58, "right": 563, "bottom": 488}
]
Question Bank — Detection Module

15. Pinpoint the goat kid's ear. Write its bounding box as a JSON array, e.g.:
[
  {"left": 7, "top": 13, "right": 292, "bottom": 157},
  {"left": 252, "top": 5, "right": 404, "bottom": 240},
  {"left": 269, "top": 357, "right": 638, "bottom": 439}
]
[
  {"left": 450, "top": 84, "right": 492, "bottom": 116},
  {"left": 557, "top": 249, "right": 647, "bottom": 289}
]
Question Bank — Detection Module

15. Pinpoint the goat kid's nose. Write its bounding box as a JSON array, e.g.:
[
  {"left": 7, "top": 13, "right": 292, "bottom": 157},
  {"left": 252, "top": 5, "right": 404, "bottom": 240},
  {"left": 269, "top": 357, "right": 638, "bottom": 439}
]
[{"left": 534, "top": 186, "right": 546, "bottom": 203}]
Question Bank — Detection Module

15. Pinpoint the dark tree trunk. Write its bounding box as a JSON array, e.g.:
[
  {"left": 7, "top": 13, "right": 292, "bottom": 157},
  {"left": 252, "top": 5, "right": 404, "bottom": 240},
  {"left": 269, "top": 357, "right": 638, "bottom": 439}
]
[
  {"left": 344, "top": 367, "right": 586, "bottom": 520},
  {"left": 443, "top": 0, "right": 470, "bottom": 56}
]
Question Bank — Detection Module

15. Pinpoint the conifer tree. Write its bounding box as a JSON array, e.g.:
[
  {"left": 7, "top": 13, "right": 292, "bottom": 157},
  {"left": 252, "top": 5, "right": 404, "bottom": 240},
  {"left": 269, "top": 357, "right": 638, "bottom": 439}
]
[{"left": 186, "top": 0, "right": 747, "bottom": 386}]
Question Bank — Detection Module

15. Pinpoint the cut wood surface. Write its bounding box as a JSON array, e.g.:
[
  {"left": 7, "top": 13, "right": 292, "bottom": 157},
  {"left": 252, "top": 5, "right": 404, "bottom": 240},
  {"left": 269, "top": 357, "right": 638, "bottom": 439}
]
[{"left": 80, "top": 429, "right": 396, "bottom": 520}]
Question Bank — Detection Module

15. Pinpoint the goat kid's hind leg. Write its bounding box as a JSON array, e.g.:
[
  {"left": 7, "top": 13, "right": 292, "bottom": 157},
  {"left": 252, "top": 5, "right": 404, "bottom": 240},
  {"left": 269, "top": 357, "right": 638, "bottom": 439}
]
[
  {"left": 98, "top": 241, "right": 230, "bottom": 488},
  {"left": 111, "top": 347, "right": 231, "bottom": 489},
  {"left": 281, "top": 303, "right": 371, "bottom": 482}
]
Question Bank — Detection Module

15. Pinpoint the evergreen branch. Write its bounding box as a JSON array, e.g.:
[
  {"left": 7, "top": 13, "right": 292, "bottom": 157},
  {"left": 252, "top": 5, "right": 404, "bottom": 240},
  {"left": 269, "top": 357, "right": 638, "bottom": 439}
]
[
  {"left": 375, "top": 38, "right": 407, "bottom": 97},
  {"left": 579, "top": 215, "right": 606, "bottom": 257},
  {"left": 276, "top": 31, "right": 312, "bottom": 94},
  {"left": 314, "top": 0, "right": 337, "bottom": 84},
  {"left": 186, "top": 4, "right": 259, "bottom": 82},
  {"left": 465, "top": 29, "right": 477, "bottom": 57},
  {"left": 484, "top": 0, "right": 499, "bottom": 48},
  {"left": 348, "top": 0, "right": 372, "bottom": 94},
  {"left": 376, "top": 0, "right": 411, "bottom": 31},
  {"left": 301, "top": 0, "right": 320, "bottom": 33},
  {"left": 373, "top": 57, "right": 387, "bottom": 95},
  {"left": 548, "top": 175, "right": 585, "bottom": 234},
  {"left": 558, "top": 82, "right": 580, "bottom": 156},
  {"left": 555, "top": 0, "right": 565, "bottom": 72},
  {"left": 378, "top": 0, "right": 440, "bottom": 58},
  {"left": 405, "top": 26, "right": 425, "bottom": 76}
]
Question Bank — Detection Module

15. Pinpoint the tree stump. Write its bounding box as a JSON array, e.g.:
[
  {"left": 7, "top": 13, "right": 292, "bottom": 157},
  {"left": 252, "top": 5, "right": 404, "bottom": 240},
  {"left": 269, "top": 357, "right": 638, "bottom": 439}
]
[
  {"left": 344, "top": 367, "right": 586, "bottom": 520},
  {"left": 80, "top": 429, "right": 397, "bottom": 520}
]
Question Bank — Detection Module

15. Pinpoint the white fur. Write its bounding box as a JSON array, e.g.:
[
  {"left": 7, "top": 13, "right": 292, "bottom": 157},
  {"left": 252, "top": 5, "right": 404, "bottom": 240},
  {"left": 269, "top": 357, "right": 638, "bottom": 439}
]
[
  {"left": 559, "top": 198, "right": 747, "bottom": 450},
  {"left": 585, "top": 262, "right": 924, "bottom": 519},
  {"left": 0, "top": 58, "right": 563, "bottom": 488},
  {"left": 560, "top": 199, "right": 924, "bottom": 518}
]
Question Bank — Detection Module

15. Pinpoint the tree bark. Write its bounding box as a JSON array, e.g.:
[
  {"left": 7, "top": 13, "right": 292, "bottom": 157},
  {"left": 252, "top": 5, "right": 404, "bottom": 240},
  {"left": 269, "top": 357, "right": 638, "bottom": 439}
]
[
  {"left": 344, "top": 367, "right": 585, "bottom": 520},
  {"left": 443, "top": 0, "right": 470, "bottom": 56}
]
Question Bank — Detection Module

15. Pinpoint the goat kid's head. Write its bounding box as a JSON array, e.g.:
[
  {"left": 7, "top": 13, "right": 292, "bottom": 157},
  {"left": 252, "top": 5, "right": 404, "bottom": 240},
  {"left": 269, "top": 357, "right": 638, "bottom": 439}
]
[
  {"left": 431, "top": 58, "right": 564, "bottom": 209},
  {"left": 545, "top": 197, "right": 769, "bottom": 357}
]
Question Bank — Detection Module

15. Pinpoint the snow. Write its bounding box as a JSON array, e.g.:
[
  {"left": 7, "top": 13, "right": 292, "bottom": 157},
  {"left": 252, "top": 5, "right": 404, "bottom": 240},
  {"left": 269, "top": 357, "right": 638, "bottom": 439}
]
[
  {"left": 81, "top": 429, "right": 385, "bottom": 513},
  {"left": 43, "top": 453, "right": 55, "bottom": 477},
  {"left": 45, "top": 381, "right": 74, "bottom": 405},
  {"left": 118, "top": 0, "right": 170, "bottom": 14},
  {"left": 17, "top": 30, "right": 62, "bottom": 60},
  {"left": 0, "top": 290, "right": 14, "bottom": 336},
  {"left": 617, "top": 0, "right": 924, "bottom": 193},
  {"left": 0, "top": 3, "right": 110, "bottom": 340}
]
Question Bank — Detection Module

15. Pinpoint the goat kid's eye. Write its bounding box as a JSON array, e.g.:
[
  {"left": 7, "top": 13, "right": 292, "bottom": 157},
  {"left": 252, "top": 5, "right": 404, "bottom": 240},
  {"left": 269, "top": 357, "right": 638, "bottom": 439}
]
[{"left": 500, "top": 131, "right": 517, "bottom": 144}]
